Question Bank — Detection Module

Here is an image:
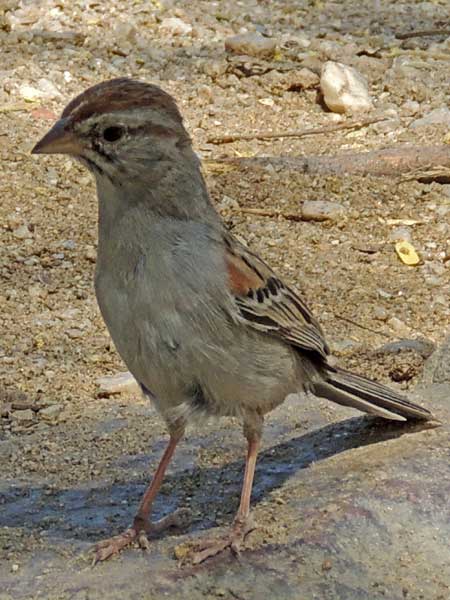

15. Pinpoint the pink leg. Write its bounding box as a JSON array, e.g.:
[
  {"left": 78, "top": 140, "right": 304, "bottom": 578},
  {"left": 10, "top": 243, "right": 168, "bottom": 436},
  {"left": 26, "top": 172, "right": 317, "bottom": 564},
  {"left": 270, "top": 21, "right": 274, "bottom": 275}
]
[
  {"left": 234, "top": 436, "right": 259, "bottom": 524},
  {"left": 95, "top": 433, "right": 187, "bottom": 562},
  {"left": 189, "top": 433, "right": 261, "bottom": 564}
]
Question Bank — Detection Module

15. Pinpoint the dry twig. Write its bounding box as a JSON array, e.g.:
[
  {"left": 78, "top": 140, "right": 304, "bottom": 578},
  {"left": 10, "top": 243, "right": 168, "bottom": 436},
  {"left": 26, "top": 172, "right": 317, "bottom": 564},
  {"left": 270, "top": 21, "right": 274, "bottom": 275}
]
[
  {"left": 396, "top": 29, "right": 450, "bottom": 40},
  {"left": 207, "top": 116, "right": 387, "bottom": 145},
  {"left": 231, "top": 207, "right": 303, "bottom": 221},
  {"left": 334, "top": 315, "right": 391, "bottom": 339}
]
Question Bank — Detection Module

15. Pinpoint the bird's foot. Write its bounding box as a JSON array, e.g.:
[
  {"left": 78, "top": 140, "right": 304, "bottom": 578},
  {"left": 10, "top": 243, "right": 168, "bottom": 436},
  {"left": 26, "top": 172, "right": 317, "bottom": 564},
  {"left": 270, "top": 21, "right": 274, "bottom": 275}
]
[
  {"left": 93, "top": 507, "right": 191, "bottom": 563},
  {"left": 188, "top": 514, "right": 256, "bottom": 565}
]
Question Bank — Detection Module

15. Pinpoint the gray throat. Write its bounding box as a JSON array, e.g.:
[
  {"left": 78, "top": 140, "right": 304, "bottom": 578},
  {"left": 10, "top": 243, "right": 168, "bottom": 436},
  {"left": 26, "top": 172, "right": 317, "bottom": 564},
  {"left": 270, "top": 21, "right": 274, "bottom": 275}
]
[{"left": 94, "top": 149, "right": 221, "bottom": 240}]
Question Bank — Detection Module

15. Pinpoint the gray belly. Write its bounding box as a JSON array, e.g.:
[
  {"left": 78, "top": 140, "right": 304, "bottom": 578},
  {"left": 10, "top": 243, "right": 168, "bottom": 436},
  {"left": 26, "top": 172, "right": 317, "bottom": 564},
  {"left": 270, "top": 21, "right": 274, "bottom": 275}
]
[{"left": 94, "top": 222, "right": 301, "bottom": 427}]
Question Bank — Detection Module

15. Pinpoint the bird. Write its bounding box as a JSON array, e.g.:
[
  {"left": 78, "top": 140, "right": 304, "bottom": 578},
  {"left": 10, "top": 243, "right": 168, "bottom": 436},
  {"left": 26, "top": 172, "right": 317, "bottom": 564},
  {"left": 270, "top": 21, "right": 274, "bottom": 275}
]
[{"left": 32, "top": 78, "right": 432, "bottom": 564}]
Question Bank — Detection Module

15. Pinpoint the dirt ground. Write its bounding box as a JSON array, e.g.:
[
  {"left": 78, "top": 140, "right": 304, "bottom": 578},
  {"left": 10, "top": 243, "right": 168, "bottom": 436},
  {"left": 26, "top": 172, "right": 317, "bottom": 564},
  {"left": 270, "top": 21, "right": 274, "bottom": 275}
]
[{"left": 1, "top": 0, "right": 450, "bottom": 598}]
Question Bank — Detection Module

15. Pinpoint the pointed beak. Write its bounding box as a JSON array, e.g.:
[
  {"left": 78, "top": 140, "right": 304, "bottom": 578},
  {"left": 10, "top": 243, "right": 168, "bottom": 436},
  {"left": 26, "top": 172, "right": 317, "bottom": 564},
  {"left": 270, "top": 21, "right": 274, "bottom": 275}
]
[{"left": 32, "top": 118, "right": 82, "bottom": 155}]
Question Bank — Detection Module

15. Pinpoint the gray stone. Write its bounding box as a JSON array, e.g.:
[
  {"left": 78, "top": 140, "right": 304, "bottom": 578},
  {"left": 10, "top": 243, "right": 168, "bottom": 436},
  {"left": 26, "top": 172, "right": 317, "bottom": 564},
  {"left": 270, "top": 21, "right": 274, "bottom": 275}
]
[
  {"left": 422, "top": 332, "right": 450, "bottom": 384},
  {"left": 376, "top": 337, "right": 436, "bottom": 359},
  {"left": 39, "top": 404, "right": 63, "bottom": 421},
  {"left": 10, "top": 409, "right": 34, "bottom": 422},
  {"left": 411, "top": 107, "right": 450, "bottom": 129},
  {"left": 225, "top": 32, "right": 277, "bottom": 58}
]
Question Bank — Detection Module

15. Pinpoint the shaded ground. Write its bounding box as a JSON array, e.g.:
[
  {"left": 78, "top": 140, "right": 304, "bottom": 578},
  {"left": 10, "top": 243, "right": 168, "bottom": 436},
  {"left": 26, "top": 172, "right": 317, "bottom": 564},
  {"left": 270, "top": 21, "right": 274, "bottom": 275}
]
[
  {"left": 0, "top": 382, "right": 449, "bottom": 599},
  {"left": 1, "top": 0, "right": 450, "bottom": 598}
]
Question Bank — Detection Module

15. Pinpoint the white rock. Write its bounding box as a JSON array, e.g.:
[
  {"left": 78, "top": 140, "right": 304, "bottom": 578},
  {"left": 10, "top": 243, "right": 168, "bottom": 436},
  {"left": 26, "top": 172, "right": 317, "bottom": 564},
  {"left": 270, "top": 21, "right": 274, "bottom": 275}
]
[
  {"left": 19, "top": 84, "right": 43, "bottom": 102},
  {"left": 160, "top": 17, "right": 192, "bottom": 36},
  {"left": 320, "top": 61, "right": 373, "bottom": 114},
  {"left": 19, "top": 79, "right": 61, "bottom": 101},
  {"left": 97, "top": 371, "right": 141, "bottom": 395},
  {"left": 411, "top": 107, "right": 450, "bottom": 129},
  {"left": 301, "top": 200, "right": 346, "bottom": 222}
]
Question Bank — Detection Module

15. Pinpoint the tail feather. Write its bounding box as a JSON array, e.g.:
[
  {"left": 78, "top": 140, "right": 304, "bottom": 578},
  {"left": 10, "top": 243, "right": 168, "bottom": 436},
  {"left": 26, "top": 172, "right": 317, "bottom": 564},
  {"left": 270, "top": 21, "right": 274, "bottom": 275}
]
[{"left": 313, "top": 366, "right": 432, "bottom": 422}]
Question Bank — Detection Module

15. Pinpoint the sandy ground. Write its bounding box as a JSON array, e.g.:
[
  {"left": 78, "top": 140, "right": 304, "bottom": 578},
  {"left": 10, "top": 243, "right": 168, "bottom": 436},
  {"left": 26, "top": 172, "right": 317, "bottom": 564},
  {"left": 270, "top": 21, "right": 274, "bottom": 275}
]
[{"left": 1, "top": 0, "right": 450, "bottom": 598}]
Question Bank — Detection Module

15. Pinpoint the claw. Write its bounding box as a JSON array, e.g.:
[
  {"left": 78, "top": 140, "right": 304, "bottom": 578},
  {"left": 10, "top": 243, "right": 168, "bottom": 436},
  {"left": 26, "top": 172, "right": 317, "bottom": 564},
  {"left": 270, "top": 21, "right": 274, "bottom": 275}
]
[
  {"left": 137, "top": 530, "right": 151, "bottom": 551},
  {"left": 92, "top": 508, "right": 190, "bottom": 564},
  {"left": 187, "top": 516, "right": 257, "bottom": 565}
]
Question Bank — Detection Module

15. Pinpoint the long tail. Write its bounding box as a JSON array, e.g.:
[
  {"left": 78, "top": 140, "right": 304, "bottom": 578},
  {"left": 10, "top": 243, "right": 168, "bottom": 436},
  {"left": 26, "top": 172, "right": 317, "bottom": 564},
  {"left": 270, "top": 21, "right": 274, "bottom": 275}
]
[{"left": 313, "top": 365, "right": 432, "bottom": 422}]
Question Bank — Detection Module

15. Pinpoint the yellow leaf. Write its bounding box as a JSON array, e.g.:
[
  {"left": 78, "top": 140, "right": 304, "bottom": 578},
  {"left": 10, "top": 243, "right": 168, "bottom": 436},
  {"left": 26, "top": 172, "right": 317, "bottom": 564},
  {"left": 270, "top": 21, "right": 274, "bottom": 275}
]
[{"left": 395, "top": 241, "right": 420, "bottom": 266}]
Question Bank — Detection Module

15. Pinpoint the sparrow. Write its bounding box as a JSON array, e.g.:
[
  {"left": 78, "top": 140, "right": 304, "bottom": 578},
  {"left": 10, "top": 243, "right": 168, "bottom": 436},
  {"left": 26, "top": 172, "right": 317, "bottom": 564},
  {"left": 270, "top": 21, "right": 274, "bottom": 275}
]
[{"left": 32, "top": 78, "right": 432, "bottom": 564}]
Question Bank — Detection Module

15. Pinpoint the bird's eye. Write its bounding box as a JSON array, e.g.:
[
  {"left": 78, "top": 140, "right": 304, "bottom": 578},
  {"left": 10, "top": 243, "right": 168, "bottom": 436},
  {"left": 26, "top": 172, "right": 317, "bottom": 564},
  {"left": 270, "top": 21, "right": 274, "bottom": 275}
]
[{"left": 102, "top": 126, "right": 124, "bottom": 142}]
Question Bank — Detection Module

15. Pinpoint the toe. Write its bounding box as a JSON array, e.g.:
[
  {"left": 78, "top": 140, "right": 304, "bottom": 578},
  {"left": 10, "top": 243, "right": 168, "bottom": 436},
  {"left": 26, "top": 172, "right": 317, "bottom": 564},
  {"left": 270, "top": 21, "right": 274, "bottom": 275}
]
[
  {"left": 191, "top": 539, "right": 230, "bottom": 565},
  {"left": 137, "top": 530, "right": 151, "bottom": 551},
  {"left": 93, "top": 543, "right": 118, "bottom": 564},
  {"left": 92, "top": 528, "right": 137, "bottom": 564}
]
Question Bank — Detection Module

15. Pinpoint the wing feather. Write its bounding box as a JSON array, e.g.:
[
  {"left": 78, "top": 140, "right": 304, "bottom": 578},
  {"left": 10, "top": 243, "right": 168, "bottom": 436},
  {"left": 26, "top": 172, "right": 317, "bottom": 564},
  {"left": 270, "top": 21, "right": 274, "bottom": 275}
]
[{"left": 224, "top": 234, "right": 330, "bottom": 359}]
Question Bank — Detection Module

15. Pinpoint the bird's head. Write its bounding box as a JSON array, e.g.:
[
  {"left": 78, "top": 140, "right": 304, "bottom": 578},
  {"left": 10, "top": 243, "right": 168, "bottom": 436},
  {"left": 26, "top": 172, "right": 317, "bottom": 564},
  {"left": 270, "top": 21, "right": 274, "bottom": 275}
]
[{"left": 32, "top": 78, "right": 192, "bottom": 182}]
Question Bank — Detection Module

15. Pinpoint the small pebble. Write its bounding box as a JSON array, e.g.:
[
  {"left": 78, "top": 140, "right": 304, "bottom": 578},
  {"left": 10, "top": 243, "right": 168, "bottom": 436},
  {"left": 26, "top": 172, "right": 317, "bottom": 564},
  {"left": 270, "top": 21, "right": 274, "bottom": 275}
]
[
  {"left": 160, "top": 17, "right": 192, "bottom": 36},
  {"left": 97, "top": 371, "right": 141, "bottom": 396},
  {"left": 13, "top": 224, "right": 32, "bottom": 239},
  {"left": 11, "top": 409, "right": 34, "bottom": 422},
  {"left": 322, "top": 559, "right": 333, "bottom": 571},
  {"left": 373, "top": 306, "right": 388, "bottom": 321},
  {"left": 65, "top": 328, "right": 83, "bottom": 339},
  {"left": 388, "top": 227, "right": 412, "bottom": 243},
  {"left": 85, "top": 246, "right": 97, "bottom": 262},
  {"left": 387, "top": 317, "right": 410, "bottom": 336},
  {"left": 39, "top": 404, "right": 63, "bottom": 421},
  {"left": 292, "top": 67, "right": 320, "bottom": 90}
]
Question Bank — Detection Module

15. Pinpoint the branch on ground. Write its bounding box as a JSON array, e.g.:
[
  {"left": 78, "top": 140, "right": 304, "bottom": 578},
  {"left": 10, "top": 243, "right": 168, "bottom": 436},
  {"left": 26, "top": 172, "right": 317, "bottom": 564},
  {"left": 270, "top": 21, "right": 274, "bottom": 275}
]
[{"left": 209, "top": 145, "right": 450, "bottom": 181}]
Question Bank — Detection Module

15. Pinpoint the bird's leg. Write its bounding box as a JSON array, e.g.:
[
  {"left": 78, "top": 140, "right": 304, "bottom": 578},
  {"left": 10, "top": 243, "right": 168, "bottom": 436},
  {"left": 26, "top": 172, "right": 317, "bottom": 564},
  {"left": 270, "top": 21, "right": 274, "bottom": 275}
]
[
  {"left": 229, "top": 434, "right": 260, "bottom": 550},
  {"left": 94, "top": 430, "right": 187, "bottom": 563},
  {"left": 189, "top": 424, "right": 261, "bottom": 565}
]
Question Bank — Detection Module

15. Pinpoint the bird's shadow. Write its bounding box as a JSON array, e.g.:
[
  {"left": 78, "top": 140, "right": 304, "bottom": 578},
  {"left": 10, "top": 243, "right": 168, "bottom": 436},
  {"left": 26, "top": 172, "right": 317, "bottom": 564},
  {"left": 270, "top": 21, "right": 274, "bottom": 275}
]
[{"left": 0, "top": 415, "right": 433, "bottom": 543}]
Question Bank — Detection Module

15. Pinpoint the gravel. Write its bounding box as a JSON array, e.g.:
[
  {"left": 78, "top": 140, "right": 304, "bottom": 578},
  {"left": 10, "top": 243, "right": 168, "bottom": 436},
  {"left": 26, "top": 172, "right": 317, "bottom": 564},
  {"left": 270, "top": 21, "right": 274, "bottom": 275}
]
[{"left": 0, "top": 0, "right": 449, "bottom": 596}]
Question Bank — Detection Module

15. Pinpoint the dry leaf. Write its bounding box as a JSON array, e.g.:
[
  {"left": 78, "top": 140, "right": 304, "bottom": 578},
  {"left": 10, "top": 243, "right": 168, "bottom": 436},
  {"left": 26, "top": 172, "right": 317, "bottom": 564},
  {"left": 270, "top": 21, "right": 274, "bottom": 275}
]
[
  {"left": 387, "top": 218, "right": 422, "bottom": 226},
  {"left": 395, "top": 241, "right": 420, "bottom": 266}
]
